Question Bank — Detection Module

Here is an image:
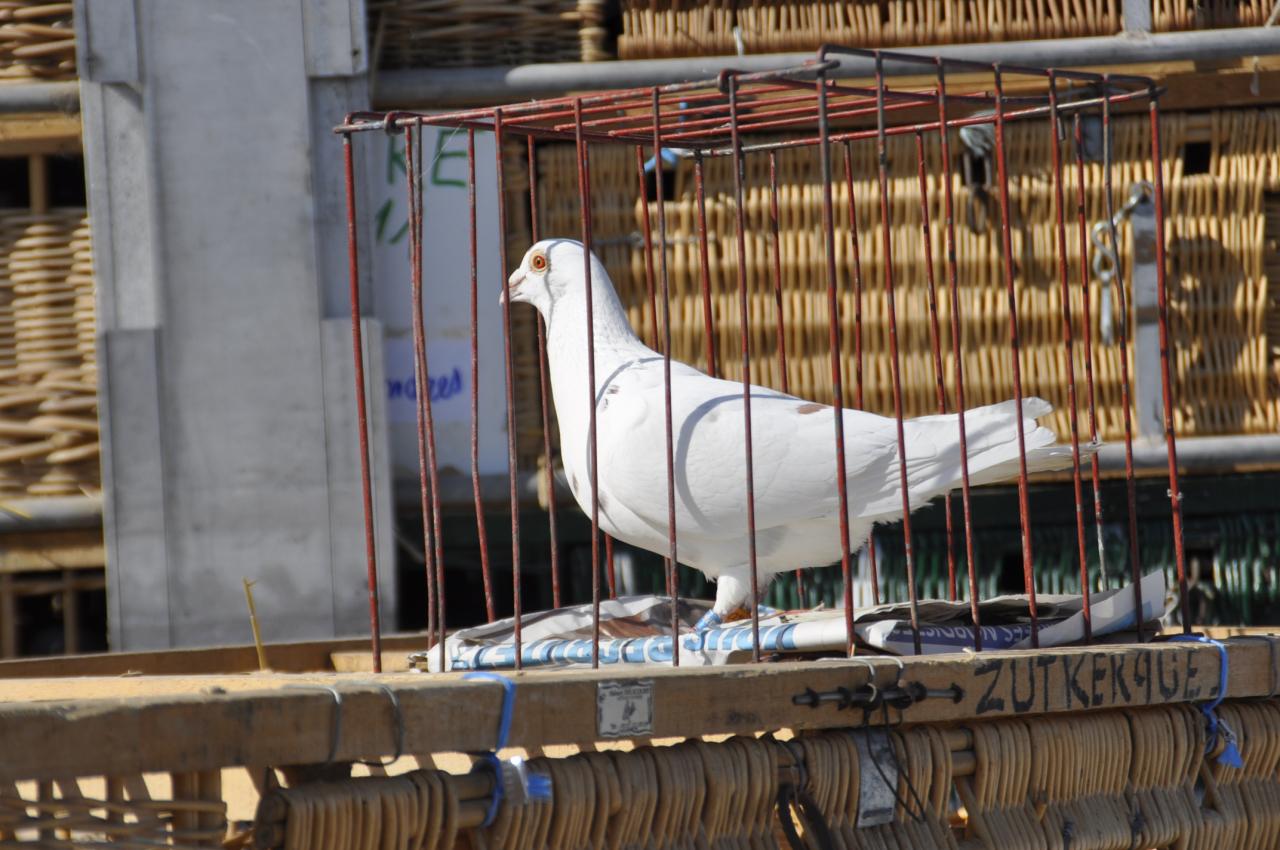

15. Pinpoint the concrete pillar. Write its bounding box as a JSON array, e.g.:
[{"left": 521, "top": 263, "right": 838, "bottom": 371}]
[{"left": 75, "top": 0, "right": 394, "bottom": 648}]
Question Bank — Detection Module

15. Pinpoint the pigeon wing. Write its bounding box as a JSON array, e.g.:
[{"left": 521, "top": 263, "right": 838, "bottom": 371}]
[{"left": 597, "top": 360, "right": 895, "bottom": 537}]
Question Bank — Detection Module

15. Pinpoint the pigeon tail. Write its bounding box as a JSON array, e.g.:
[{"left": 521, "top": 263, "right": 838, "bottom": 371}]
[{"left": 889, "top": 397, "right": 1095, "bottom": 513}]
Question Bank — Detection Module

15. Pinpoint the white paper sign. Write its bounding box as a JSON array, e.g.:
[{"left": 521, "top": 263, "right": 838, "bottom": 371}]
[{"left": 369, "top": 127, "right": 511, "bottom": 479}]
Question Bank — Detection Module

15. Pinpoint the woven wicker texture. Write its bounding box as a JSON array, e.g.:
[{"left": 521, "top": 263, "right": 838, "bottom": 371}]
[
  {"left": 617, "top": 0, "right": 1270, "bottom": 58},
  {"left": 0, "top": 208, "right": 98, "bottom": 498},
  {"left": 255, "top": 701, "right": 1280, "bottom": 850},
  {"left": 1, "top": 772, "right": 227, "bottom": 848},
  {"left": 0, "top": 2, "right": 74, "bottom": 82},
  {"left": 618, "top": 0, "right": 1121, "bottom": 58},
  {"left": 529, "top": 108, "right": 1280, "bottom": 453},
  {"left": 371, "top": 0, "right": 608, "bottom": 69}
]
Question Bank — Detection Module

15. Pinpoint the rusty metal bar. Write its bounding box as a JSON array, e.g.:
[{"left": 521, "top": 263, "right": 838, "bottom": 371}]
[
  {"left": 573, "top": 99, "right": 602, "bottom": 667},
  {"left": 1148, "top": 92, "right": 1191, "bottom": 632},
  {"left": 912, "top": 128, "right": 957, "bottom": 603},
  {"left": 495, "top": 111, "right": 524, "bottom": 668},
  {"left": 934, "top": 61, "right": 982, "bottom": 649},
  {"left": 1071, "top": 114, "right": 1110, "bottom": 598},
  {"left": 1047, "top": 75, "right": 1093, "bottom": 642},
  {"left": 414, "top": 122, "right": 450, "bottom": 665},
  {"left": 635, "top": 146, "right": 661, "bottom": 350},
  {"left": 840, "top": 140, "right": 879, "bottom": 606},
  {"left": 727, "top": 75, "right": 763, "bottom": 661},
  {"left": 767, "top": 152, "right": 789, "bottom": 395},
  {"left": 652, "top": 88, "right": 681, "bottom": 666},
  {"left": 991, "top": 64, "right": 1039, "bottom": 647},
  {"left": 873, "top": 54, "right": 922, "bottom": 654},
  {"left": 414, "top": 124, "right": 448, "bottom": 669},
  {"left": 404, "top": 122, "right": 438, "bottom": 651},
  {"left": 767, "top": 151, "right": 806, "bottom": 605},
  {"left": 341, "top": 131, "right": 382, "bottom": 674},
  {"left": 528, "top": 136, "right": 563, "bottom": 610},
  {"left": 1101, "top": 76, "right": 1146, "bottom": 640},
  {"left": 841, "top": 142, "right": 865, "bottom": 412},
  {"left": 467, "top": 130, "right": 497, "bottom": 623},
  {"left": 694, "top": 153, "right": 720, "bottom": 376},
  {"left": 815, "top": 71, "right": 856, "bottom": 657},
  {"left": 724, "top": 89, "right": 1155, "bottom": 156}
]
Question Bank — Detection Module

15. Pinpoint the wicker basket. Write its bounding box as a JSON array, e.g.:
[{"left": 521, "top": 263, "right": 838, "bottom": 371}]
[
  {"left": 1153, "top": 0, "right": 1276, "bottom": 30},
  {"left": 0, "top": 208, "right": 98, "bottom": 498},
  {"left": 618, "top": 0, "right": 1267, "bottom": 59},
  {"left": 0, "top": 2, "right": 75, "bottom": 82},
  {"left": 371, "top": 0, "right": 609, "bottom": 69},
  {"left": 526, "top": 108, "right": 1280, "bottom": 452}
]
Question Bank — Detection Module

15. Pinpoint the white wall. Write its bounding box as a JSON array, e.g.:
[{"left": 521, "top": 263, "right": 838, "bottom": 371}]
[{"left": 77, "top": 0, "right": 396, "bottom": 648}]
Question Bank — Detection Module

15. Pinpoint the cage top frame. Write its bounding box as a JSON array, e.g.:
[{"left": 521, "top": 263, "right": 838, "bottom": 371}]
[{"left": 337, "top": 47, "right": 1161, "bottom": 153}]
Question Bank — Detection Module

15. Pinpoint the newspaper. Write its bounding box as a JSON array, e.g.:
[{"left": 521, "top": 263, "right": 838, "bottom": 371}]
[{"left": 412, "top": 570, "right": 1168, "bottom": 671}]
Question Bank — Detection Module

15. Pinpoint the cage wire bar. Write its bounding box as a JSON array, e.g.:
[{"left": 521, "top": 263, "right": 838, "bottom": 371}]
[{"left": 337, "top": 47, "right": 1190, "bottom": 671}]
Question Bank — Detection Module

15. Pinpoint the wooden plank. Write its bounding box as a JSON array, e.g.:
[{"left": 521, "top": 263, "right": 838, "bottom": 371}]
[
  {"left": 329, "top": 649, "right": 413, "bottom": 673},
  {"left": 0, "top": 639, "right": 1276, "bottom": 783},
  {"left": 0, "top": 113, "right": 81, "bottom": 157},
  {"left": 0, "top": 633, "right": 429, "bottom": 679},
  {"left": 0, "top": 574, "right": 15, "bottom": 660},
  {"left": 61, "top": 571, "right": 78, "bottom": 656},
  {"left": 9, "top": 575, "right": 105, "bottom": 597},
  {"left": 28, "top": 154, "right": 47, "bottom": 215},
  {"left": 0, "top": 529, "right": 107, "bottom": 573}
]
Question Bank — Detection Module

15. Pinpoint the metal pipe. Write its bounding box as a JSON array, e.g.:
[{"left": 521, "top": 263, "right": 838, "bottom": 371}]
[
  {"left": 374, "top": 28, "right": 1280, "bottom": 107},
  {"left": 0, "top": 82, "right": 78, "bottom": 114},
  {"left": 0, "top": 496, "right": 102, "bottom": 532}
]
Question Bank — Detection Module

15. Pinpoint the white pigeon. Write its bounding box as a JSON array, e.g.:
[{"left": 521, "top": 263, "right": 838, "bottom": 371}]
[{"left": 505, "top": 238, "right": 1090, "bottom": 629}]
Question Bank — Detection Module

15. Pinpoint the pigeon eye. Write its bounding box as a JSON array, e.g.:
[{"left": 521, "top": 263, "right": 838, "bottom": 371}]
[{"left": 530, "top": 252, "right": 548, "bottom": 273}]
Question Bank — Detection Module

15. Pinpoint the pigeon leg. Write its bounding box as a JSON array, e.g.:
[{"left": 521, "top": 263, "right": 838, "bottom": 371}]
[{"left": 693, "top": 568, "right": 764, "bottom": 632}]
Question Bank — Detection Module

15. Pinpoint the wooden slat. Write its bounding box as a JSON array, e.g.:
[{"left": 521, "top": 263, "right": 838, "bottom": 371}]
[
  {"left": 0, "top": 573, "right": 15, "bottom": 660},
  {"left": 0, "top": 633, "right": 429, "bottom": 678},
  {"left": 61, "top": 571, "right": 77, "bottom": 655},
  {"left": 0, "top": 639, "right": 1276, "bottom": 783},
  {"left": 0, "top": 529, "right": 106, "bottom": 573},
  {"left": 0, "top": 113, "right": 81, "bottom": 157},
  {"left": 329, "top": 649, "right": 413, "bottom": 673}
]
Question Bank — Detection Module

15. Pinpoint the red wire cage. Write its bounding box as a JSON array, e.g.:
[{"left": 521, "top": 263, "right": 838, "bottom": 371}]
[{"left": 336, "top": 48, "right": 1188, "bottom": 674}]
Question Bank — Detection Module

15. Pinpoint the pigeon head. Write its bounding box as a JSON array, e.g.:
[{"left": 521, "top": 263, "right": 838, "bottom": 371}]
[
  {"left": 504, "top": 238, "right": 604, "bottom": 316},
  {"left": 505, "top": 238, "right": 641, "bottom": 347}
]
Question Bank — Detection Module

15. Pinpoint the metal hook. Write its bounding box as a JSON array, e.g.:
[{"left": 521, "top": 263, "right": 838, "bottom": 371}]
[
  {"left": 1090, "top": 180, "right": 1155, "bottom": 343},
  {"left": 281, "top": 683, "right": 405, "bottom": 768},
  {"left": 283, "top": 684, "right": 345, "bottom": 765},
  {"left": 354, "top": 683, "right": 406, "bottom": 768}
]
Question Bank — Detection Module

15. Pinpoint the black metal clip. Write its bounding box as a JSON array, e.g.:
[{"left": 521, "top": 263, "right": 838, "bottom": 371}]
[
  {"left": 792, "top": 683, "right": 880, "bottom": 711},
  {"left": 792, "top": 677, "right": 963, "bottom": 710}
]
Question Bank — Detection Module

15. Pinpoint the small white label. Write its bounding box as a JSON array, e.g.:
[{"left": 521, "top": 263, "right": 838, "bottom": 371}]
[{"left": 597, "top": 680, "right": 654, "bottom": 738}]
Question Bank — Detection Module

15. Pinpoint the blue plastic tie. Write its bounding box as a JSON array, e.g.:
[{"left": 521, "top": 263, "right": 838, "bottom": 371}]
[
  {"left": 643, "top": 147, "right": 681, "bottom": 174},
  {"left": 464, "top": 672, "right": 516, "bottom": 749},
  {"left": 1168, "top": 635, "right": 1243, "bottom": 769},
  {"left": 463, "top": 672, "right": 516, "bottom": 827},
  {"left": 462, "top": 672, "right": 553, "bottom": 826}
]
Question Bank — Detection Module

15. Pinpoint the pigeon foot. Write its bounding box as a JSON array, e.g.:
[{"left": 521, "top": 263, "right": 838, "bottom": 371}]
[{"left": 692, "top": 610, "right": 723, "bottom": 632}]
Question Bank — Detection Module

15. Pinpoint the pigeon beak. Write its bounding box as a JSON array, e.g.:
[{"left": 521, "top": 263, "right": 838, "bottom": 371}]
[{"left": 502, "top": 269, "right": 526, "bottom": 306}]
